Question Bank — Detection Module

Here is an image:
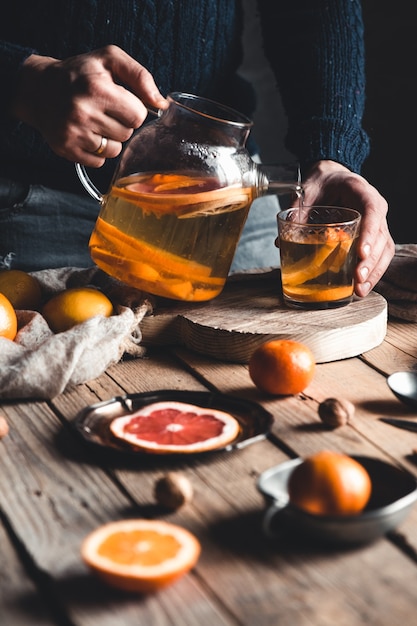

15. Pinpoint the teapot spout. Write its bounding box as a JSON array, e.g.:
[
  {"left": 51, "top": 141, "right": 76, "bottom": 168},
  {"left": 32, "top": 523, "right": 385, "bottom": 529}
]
[{"left": 255, "top": 162, "right": 303, "bottom": 198}]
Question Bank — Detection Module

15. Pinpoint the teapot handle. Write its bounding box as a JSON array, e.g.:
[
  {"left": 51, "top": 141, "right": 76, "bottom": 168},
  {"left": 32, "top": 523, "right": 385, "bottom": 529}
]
[
  {"left": 75, "top": 106, "right": 161, "bottom": 203},
  {"left": 75, "top": 162, "right": 102, "bottom": 202}
]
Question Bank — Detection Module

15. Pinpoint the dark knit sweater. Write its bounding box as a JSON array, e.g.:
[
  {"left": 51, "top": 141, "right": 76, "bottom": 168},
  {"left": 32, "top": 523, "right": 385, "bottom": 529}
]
[{"left": 0, "top": 0, "right": 369, "bottom": 194}]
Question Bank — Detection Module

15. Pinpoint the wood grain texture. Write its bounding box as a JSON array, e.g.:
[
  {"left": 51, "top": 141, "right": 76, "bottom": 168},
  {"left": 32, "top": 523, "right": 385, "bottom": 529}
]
[
  {"left": 141, "top": 271, "right": 388, "bottom": 363},
  {"left": 3, "top": 329, "right": 417, "bottom": 624}
]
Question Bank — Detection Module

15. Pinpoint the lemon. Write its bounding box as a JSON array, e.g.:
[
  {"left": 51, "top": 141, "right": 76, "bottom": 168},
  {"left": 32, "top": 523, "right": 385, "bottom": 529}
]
[
  {"left": 42, "top": 287, "right": 113, "bottom": 333},
  {"left": 0, "top": 269, "right": 42, "bottom": 310}
]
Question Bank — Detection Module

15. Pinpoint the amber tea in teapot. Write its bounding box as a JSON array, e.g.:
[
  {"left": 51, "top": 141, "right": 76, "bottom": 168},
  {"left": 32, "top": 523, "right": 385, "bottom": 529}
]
[
  {"left": 90, "top": 172, "right": 255, "bottom": 301},
  {"left": 77, "top": 92, "right": 301, "bottom": 301}
]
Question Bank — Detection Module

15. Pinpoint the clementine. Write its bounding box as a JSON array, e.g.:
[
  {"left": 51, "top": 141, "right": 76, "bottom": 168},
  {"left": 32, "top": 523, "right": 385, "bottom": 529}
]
[
  {"left": 0, "top": 269, "right": 42, "bottom": 310},
  {"left": 248, "top": 339, "right": 315, "bottom": 395},
  {"left": 0, "top": 293, "right": 18, "bottom": 341},
  {"left": 288, "top": 450, "right": 372, "bottom": 516},
  {"left": 81, "top": 519, "right": 201, "bottom": 593},
  {"left": 42, "top": 287, "right": 113, "bottom": 333}
]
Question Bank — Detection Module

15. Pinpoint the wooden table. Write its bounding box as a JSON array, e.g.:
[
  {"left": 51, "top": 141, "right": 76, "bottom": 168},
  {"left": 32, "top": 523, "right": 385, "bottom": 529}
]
[{"left": 2, "top": 310, "right": 417, "bottom": 625}]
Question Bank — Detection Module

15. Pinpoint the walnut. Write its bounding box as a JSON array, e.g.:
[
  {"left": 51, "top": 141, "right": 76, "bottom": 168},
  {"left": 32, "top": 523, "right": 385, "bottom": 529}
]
[
  {"left": 154, "top": 472, "right": 194, "bottom": 510},
  {"left": 318, "top": 397, "right": 355, "bottom": 428},
  {"left": 0, "top": 416, "right": 9, "bottom": 439}
]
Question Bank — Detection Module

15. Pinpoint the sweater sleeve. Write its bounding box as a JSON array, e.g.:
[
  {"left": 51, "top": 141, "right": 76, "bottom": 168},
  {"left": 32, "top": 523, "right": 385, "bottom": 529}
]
[
  {"left": 256, "top": 0, "right": 370, "bottom": 174},
  {"left": 0, "top": 41, "right": 36, "bottom": 119}
]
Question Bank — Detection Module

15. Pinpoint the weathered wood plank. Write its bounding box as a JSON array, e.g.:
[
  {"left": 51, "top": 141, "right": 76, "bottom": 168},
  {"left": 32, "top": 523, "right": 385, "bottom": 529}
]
[
  {"left": 98, "top": 349, "right": 417, "bottom": 626},
  {"left": 2, "top": 333, "right": 417, "bottom": 625},
  {"left": 0, "top": 519, "right": 55, "bottom": 625},
  {"left": 0, "top": 381, "right": 235, "bottom": 625}
]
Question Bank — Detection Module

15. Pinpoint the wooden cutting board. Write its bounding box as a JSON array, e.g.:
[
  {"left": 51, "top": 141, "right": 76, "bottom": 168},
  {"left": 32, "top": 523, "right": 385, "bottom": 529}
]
[{"left": 140, "top": 269, "right": 387, "bottom": 363}]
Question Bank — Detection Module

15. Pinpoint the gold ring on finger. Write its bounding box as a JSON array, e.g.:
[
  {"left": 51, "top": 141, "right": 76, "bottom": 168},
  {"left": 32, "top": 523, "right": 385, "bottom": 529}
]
[{"left": 93, "top": 136, "right": 108, "bottom": 156}]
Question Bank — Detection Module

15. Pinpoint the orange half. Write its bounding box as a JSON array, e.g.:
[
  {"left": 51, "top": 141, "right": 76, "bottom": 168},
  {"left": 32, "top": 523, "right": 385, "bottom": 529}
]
[{"left": 81, "top": 519, "right": 201, "bottom": 593}]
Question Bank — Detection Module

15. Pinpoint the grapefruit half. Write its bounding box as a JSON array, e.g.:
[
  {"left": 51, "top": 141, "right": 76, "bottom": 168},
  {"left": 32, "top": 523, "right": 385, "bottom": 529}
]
[{"left": 109, "top": 400, "right": 240, "bottom": 453}]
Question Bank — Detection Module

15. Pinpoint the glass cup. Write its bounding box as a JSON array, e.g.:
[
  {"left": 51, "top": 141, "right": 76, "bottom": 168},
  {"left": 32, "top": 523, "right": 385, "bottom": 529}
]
[{"left": 276, "top": 206, "right": 361, "bottom": 309}]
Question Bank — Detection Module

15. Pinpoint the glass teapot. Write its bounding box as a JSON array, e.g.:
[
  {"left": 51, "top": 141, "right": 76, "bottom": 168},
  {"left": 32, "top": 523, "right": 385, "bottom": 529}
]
[{"left": 77, "top": 92, "right": 302, "bottom": 302}]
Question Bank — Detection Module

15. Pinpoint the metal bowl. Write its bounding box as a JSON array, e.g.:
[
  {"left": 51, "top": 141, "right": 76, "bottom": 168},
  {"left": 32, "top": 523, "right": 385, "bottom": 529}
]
[
  {"left": 257, "top": 456, "right": 417, "bottom": 546},
  {"left": 387, "top": 371, "right": 417, "bottom": 409}
]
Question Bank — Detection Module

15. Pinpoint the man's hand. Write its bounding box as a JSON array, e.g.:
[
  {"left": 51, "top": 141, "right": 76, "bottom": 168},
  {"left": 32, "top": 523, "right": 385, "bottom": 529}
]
[
  {"left": 11, "top": 45, "right": 168, "bottom": 166},
  {"left": 291, "top": 160, "right": 395, "bottom": 297}
]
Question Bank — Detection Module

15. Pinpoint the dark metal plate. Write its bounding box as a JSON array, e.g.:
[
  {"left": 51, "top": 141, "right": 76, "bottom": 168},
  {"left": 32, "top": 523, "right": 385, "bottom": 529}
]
[{"left": 72, "top": 389, "right": 273, "bottom": 457}]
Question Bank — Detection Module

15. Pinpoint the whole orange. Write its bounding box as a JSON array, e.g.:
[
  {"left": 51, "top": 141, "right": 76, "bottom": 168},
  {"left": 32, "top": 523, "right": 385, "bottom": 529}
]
[
  {"left": 248, "top": 339, "right": 315, "bottom": 395},
  {"left": 0, "top": 293, "right": 18, "bottom": 341},
  {"left": 0, "top": 269, "right": 42, "bottom": 310},
  {"left": 288, "top": 450, "right": 372, "bottom": 516},
  {"left": 42, "top": 287, "right": 113, "bottom": 333}
]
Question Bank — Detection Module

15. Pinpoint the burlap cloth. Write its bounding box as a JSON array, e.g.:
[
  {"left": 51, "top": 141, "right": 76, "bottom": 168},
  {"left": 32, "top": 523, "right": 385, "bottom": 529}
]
[
  {"left": 374, "top": 244, "right": 417, "bottom": 322},
  {"left": 0, "top": 267, "right": 154, "bottom": 400}
]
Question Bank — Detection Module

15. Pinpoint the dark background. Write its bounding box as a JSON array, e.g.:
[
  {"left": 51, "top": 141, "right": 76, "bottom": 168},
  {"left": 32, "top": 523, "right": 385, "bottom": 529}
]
[
  {"left": 239, "top": 0, "right": 415, "bottom": 243},
  {"left": 361, "top": 1, "right": 416, "bottom": 243}
]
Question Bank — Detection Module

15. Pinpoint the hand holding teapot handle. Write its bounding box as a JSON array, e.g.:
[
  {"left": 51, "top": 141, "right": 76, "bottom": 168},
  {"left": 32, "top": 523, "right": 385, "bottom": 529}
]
[
  {"left": 76, "top": 106, "right": 161, "bottom": 203},
  {"left": 10, "top": 45, "right": 167, "bottom": 166}
]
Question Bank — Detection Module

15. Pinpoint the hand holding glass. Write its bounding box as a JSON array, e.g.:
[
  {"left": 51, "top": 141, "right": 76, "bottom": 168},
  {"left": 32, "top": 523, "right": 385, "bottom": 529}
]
[{"left": 277, "top": 206, "right": 361, "bottom": 309}]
